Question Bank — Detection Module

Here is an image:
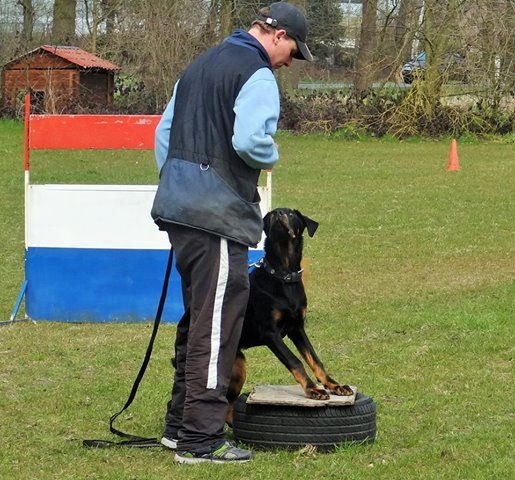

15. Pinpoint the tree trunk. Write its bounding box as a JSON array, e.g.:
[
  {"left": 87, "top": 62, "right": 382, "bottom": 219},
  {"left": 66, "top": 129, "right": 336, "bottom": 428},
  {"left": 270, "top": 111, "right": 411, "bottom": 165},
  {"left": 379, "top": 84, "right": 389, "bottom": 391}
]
[
  {"left": 410, "top": 0, "right": 459, "bottom": 120},
  {"left": 91, "top": 0, "right": 99, "bottom": 53},
  {"left": 102, "top": 0, "right": 117, "bottom": 37},
  {"left": 354, "top": 0, "right": 378, "bottom": 96},
  {"left": 395, "top": 0, "right": 419, "bottom": 61},
  {"left": 219, "top": 0, "right": 234, "bottom": 38},
  {"left": 18, "top": 0, "right": 35, "bottom": 48},
  {"left": 204, "top": 0, "right": 219, "bottom": 44},
  {"left": 502, "top": 0, "right": 515, "bottom": 93},
  {"left": 52, "top": 0, "right": 77, "bottom": 45}
]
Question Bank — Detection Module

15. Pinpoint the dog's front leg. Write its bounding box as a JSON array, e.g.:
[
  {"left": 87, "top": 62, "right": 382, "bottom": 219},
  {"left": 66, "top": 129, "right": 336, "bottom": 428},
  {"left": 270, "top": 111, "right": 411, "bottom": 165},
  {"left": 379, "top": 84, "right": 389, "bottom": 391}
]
[
  {"left": 289, "top": 328, "right": 354, "bottom": 396},
  {"left": 266, "top": 334, "right": 329, "bottom": 400}
]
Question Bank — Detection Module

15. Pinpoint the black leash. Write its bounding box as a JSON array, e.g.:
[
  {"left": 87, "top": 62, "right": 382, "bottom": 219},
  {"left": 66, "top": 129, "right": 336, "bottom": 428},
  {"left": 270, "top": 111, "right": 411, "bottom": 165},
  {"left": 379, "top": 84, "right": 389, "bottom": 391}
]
[{"left": 83, "top": 247, "right": 174, "bottom": 448}]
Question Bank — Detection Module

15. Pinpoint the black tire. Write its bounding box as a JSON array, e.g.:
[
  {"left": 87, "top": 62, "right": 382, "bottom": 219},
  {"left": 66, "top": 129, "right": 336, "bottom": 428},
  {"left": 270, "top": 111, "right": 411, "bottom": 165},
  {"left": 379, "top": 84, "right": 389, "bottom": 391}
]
[{"left": 233, "top": 392, "right": 376, "bottom": 450}]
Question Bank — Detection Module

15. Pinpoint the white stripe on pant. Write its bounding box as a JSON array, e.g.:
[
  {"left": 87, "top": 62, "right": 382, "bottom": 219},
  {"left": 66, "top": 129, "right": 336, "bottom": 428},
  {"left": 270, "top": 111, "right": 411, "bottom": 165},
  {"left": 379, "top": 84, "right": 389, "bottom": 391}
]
[{"left": 207, "top": 238, "right": 228, "bottom": 389}]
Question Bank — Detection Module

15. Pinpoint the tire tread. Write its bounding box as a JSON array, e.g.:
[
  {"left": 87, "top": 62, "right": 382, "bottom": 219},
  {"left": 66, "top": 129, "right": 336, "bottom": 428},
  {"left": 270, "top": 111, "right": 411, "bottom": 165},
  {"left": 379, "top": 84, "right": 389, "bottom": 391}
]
[{"left": 233, "top": 391, "right": 377, "bottom": 448}]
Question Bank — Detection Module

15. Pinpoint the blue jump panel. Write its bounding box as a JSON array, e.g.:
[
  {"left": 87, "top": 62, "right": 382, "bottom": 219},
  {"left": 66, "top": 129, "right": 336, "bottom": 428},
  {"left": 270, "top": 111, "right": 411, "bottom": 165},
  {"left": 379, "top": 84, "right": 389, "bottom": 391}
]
[{"left": 25, "top": 247, "right": 263, "bottom": 323}]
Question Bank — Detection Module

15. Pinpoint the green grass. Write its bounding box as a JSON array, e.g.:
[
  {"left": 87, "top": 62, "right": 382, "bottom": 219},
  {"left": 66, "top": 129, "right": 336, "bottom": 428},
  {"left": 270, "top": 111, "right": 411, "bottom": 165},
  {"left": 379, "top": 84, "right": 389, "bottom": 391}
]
[{"left": 1, "top": 121, "right": 514, "bottom": 479}]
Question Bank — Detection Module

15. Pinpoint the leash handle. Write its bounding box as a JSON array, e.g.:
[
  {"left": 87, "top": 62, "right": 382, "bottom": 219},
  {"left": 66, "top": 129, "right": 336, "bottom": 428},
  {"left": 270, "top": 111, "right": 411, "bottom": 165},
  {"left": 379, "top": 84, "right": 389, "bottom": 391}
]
[{"left": 83, "top": 246, "right": 174, "bottom": 448}]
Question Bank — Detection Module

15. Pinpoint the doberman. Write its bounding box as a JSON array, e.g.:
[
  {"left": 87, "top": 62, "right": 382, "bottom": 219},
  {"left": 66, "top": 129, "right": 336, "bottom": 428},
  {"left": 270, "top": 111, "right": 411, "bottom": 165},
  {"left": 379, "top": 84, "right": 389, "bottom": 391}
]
[{"left": 226, "top": 208, "right": 353, "bottom": 425}]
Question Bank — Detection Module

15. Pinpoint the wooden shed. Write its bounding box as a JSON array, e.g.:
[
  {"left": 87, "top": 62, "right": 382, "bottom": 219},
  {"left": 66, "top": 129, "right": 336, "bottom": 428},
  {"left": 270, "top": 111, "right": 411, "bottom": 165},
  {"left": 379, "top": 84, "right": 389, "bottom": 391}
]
[{"left": 1, "top": 45, "right": 120, "bottom": 113}]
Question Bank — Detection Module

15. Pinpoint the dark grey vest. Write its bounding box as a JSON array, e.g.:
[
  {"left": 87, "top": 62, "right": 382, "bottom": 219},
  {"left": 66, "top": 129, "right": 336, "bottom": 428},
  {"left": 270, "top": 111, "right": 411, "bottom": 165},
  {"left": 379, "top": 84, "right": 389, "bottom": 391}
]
[{"left": 151, "top": 33, "right": 272, "bottom": 247}]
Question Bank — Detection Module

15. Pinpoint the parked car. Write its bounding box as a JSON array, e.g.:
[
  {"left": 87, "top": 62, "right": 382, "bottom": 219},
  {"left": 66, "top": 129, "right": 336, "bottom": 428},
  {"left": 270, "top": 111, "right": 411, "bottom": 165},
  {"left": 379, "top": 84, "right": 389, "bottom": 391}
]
[{"left": 401, "top": 51, "right": 465, "bottom": 84}]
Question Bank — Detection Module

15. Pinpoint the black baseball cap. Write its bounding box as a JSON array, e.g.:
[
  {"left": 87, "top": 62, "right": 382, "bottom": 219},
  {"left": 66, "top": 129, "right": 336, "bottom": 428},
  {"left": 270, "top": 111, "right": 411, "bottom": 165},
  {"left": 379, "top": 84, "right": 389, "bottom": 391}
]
[{"left": 258, "top": 2, "right": 313, "bottom": 62}]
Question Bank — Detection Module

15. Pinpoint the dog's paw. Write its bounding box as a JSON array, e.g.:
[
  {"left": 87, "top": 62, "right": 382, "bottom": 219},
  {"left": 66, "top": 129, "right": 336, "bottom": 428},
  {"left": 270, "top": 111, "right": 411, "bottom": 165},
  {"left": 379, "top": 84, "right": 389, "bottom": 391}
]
[
  {"left": 329, "top": 384, "right": 354, "bottom": 396},
  {"left": 306, "top": 386, "right": 330, "bottom": 400}
]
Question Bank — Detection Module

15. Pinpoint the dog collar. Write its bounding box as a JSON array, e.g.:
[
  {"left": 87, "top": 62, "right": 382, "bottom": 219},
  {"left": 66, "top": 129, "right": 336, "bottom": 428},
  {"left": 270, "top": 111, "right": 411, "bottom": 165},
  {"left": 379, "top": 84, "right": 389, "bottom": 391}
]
[{"left": 254, "top": 258, "right": 303, "bottom": 283}]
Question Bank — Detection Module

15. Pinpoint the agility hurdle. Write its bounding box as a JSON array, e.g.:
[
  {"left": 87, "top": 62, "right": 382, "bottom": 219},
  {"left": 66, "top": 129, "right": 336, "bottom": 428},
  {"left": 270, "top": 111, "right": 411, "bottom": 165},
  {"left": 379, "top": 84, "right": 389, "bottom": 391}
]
[{"left": 21, "top": 95, "right": 271, "bottom": 323}]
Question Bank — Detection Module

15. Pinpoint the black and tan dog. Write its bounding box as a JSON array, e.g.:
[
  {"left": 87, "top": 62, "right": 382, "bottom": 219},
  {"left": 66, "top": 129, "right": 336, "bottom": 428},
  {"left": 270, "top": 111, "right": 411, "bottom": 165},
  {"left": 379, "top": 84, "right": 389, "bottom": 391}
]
[{"left": 226, "top": 208, "right": 353, "bottom": 424}]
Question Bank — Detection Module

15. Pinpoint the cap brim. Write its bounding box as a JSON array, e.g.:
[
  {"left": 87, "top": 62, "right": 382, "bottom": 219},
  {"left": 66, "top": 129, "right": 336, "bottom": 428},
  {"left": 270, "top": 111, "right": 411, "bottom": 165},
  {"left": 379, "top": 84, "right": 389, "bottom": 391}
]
[{"left": 294, "top": 40, "right": 313, "bottom": 62}]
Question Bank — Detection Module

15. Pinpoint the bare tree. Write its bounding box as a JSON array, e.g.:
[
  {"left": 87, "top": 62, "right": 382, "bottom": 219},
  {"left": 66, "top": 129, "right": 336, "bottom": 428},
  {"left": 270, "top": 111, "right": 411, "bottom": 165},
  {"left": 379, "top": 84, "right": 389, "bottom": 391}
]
[
  {"left": 102, "top": 0, "right": 210, "bottom": 111},
  {"left": 469, "top": 0, "right": 515, "bottom": 111},
  {"left": 81, "top": 0, "right": 120, "bottom": 53},
  {"left": 354, "top": 0, "right": 378, "bottom": 95},
  {"left": 102, "top": 0, "right": 117, "bottom": 37},
  {"left": 415, "top": 0, "right": 462, "bottom": 115},
  {"left": 82, "top": 0, "right": 100, "bottom": 52},
  {"left": 52, "top": 0, "right": 77, "bottom": 45},
  {"left": 18, "top": 0, "right": 35, "bottom": 48},
  {"left": 220, "top": 0, "right": 235, "bottom": 38},
  {"left": 394, "top": 0, "right": 422, "bottom": 60}
]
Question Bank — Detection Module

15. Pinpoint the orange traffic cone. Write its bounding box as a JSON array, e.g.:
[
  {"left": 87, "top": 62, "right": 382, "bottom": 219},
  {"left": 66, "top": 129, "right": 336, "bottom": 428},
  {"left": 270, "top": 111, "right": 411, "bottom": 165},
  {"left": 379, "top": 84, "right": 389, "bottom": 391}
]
[{"left": 447, "top": 139, "right": 460, "bottom": 171}]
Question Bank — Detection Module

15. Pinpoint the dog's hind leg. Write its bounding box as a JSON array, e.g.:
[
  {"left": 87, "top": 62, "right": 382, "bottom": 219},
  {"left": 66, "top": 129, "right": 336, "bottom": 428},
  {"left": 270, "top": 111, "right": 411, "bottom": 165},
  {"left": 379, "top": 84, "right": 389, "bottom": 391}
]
[
  {"left": 289, "top": 328, "right": 354, "bottom": 396},
  {"left": 225, "top": 350, "right": 246, "bottom": 427}
]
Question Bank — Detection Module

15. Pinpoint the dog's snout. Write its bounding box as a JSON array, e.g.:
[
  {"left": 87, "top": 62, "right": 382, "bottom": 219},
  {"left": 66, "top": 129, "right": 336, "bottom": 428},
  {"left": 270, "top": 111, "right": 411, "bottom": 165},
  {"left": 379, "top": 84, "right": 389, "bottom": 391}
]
[{"left": 272, "top": 210, "right": 295, "bottom": 239}]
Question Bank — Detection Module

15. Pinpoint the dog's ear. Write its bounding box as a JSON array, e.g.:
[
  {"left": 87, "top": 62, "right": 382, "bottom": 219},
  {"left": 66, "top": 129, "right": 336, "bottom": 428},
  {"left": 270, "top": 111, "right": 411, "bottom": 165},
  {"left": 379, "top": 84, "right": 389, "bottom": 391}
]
[
  {"left": 295, "top": 210, "right": 319, "bottom": 237},
  {"left": 263, "top": 211, "right": 271, "bottom": 236}
]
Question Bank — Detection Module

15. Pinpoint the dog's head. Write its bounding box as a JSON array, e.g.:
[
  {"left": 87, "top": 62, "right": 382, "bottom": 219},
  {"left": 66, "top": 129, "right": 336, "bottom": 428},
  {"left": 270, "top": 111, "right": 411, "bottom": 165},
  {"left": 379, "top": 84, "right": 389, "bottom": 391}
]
[{"left": 263, "top": 208, "right": 318, "bottom": 242}]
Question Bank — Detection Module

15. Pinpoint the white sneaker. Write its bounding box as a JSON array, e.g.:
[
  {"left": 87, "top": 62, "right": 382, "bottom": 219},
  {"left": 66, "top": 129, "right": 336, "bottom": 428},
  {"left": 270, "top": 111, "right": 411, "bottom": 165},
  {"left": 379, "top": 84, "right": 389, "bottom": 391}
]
[{"left": 160, "top": 436, "right": 178, "bottom": 450}]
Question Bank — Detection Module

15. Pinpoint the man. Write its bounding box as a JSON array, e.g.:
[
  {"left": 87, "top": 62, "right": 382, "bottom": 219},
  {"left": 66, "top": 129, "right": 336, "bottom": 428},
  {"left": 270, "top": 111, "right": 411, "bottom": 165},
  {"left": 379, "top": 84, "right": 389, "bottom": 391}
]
[{"left": 151, "top": 2, "right": 313, "bottom": 464}]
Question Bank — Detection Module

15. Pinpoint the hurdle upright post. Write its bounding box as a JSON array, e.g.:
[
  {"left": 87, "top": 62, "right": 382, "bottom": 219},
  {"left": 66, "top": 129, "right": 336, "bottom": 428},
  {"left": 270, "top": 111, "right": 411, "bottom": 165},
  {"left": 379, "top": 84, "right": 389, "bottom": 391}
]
[
  {"left": 24, "top": 94, "right": 31, "bottom": 250},
  {"left": 24, "top": 94, "right": 30, "bottom": 178}
]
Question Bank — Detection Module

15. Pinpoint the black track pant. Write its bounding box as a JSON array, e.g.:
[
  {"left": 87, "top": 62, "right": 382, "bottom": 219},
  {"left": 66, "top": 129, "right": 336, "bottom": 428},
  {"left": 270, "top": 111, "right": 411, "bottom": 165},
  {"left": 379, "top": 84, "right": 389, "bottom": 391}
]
[{"left": 162, "top": 223, "right": 249, "bottom": 453}]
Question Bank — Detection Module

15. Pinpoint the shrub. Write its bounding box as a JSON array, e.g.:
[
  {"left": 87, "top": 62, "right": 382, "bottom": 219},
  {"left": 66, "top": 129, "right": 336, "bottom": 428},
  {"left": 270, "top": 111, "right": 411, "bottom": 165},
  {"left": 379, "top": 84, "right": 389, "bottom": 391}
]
[{"left": 279, "top": 88, "right": 514, "bottom": 138}]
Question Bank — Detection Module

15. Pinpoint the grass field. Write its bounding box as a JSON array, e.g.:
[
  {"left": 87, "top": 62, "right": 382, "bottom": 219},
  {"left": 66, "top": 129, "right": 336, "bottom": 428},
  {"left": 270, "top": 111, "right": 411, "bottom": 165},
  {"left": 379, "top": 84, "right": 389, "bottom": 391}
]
[{"left": 0, "top": 120, "right": 513, "bottom": 479}]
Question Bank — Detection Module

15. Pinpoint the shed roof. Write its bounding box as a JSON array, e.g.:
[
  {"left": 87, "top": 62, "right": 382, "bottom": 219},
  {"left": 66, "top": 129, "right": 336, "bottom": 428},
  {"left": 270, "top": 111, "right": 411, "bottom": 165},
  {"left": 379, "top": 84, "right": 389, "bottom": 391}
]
[{"left": 3, "top": 45, "right": 120, "bottom": 71}]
